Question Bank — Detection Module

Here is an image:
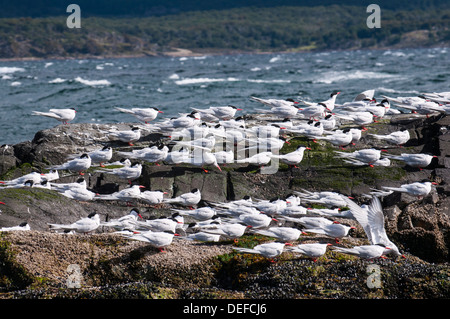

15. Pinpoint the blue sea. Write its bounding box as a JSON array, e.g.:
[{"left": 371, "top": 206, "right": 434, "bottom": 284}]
[{"left": 0, "top": 47, "right": 449, "bottom": 145}]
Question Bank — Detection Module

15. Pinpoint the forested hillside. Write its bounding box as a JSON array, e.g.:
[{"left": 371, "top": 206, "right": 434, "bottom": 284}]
[{"left": 0, "top": 4, "right": 449, "bottom": 59}]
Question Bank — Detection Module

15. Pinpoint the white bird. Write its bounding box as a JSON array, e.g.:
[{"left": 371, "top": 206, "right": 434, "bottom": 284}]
[
  {"left": 335, "top": 148, "right": 385, "bottom": 167},
  {"left": 164, "top": 148, "right": 191, "bottom": 164},
  {"left": 269, "top": 146, "right": 310, "bottom": 167},
  {"left": 385, "top": 153, "right": 437, "bottom": 169},
  {"left": 254, "top": 198, "right": 287, "bottom": 215},
  {"left": 50, "top": 177, "right": 87, "bottom": 192},
  {"left": 140, "top": 190, "right": 167, "bottom": 204},
  {"left": 201, "top": 222, "right": 249, "bottom": 242},
  {"left": 253, "top": 226, "right": 303, "bottom": 242},
  {"left": 132, "top": 214, "right": 183, "bottom": 233},
  {"left": 250, "top": 96, "right": 298, "bottom": 108},
  {"left": 115, "top": 107, "right": 163, "bottom": 123},
  {"left": 87, "top": 146, "right": 113, "bottom": 167},
  {"left": 172, "top": 207, "right": 216, "bottom": 221},
  {"left": 382, "top": 181, "right": 437, "bottom": 198},
  {"left": 180, "top": 151, "right": 222, "bottom": 172},
  {"left": 369, "top": 129, "right": 411, "bottom": 146},
  {"left": 342, "top": 195, "right": 404, "bottom": 258},
  {"left": 32, "top": 108, "right": 76, "bottom": 124},
  {"left": 287, "top": 243, "right": 332, "bottom": 261},
  {"left": 332, "top": 244, "right": 390, "bottom": 259},
  {"left": 50, "top": 154, "right": 91, "bottom": 175},
  {"left": 0, "top": 222, "right": 30, "bottom": 232},
  {"left": 95, "top": 185, "right": 145, "bottom": 204},
  {"left": 233, "top": 242, "right": 290, "bottom": 260},
  {"left": 109, "top": 127, "right": 141, "bottom": 146},
  {"left": 61, "top": 187, "right": 97, "bottom": 201},
  {"left": 314, "top": 129, "right": 353, "bottom": 148},
  {"left": 118, "top": 144, "right": 169, "bottom": 164},
  {"left": 301, "top": 91, "right": 340, "bottom": 113},
  {"left": 174, "top": 133, "right": 217, "bottom": 151},
  {"left": 297, "top": 104, "right": 326, "bottom": 120},
  {"left": 185, "top": 232, "right": 221, "bottom": 242},
  {"left": 1, "top": 171, "right": 51, "bottom": 186},
  {"left": 236, "top": 151, "right": 273, "bottom": 166},
  {"left": 99, "top": 163, "right": 142, "bottom": 183},
  {"left": 287, "top": 216, "right": 335, "bottom": 229},
  {"left": 213, "top": 150, "right": 234, "bottom": 164},
  {"left": 289, "top": 122, "right": 325, "bottom": 140},
  {"left": 192, "top": 105, "right": 242, "bottom": 121},
  {"left": 164, "top": 188, "right": 201, "bottom": 207},
  {"left": 295, "top": 190, "right": 349, "bottom": 208},
  {"left": 334, "top": 111, "right": 374, "bottom": 130},
  {"left": 48, "top": 212, "right": 100, "bottom": 234},
  {"left": 243, "top": 136, "right": 290, "bottom": 152},
  {"left": 122, "top": 230, "right": 178, "bottom": 252},
  {"left": 319, "top": 114, "right": 337, "bottom": 131},
  {"left": 101, "top": 208, "right": 143, "bottom": 231},
  {"left": 234, "top": 212, "right": 278, "bottom": 229},
  {"left": 303, "top": 222, "right": 355, "bottom": 243},
  {"left": 257, "top": 105, "right": 299, "bottom": 119},
  {"left": 156, "top": 112, "right": 201, "bottom": 131}
]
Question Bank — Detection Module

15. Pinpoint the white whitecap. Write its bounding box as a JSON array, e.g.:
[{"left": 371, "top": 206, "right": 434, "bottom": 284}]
[
  {"left": 44, "top": 62, "right": 53, "bottom": 68},
  {"left": 49, "top": 78, "right": 66, "bottom": 84},
  {"left": 0, "top": 67, "right": 25, "bottom": 74},
  {"left": 313, "top": 70, "right": 396, "bottom": 84},
  {"left": 169, "top": 73, "right": 180, "bottom": 80},
  {"left": 74, "top": 76, "right": 111, "bottom": 86},
  {"left": 175, "top": 77, "right": 239, "bottom": 85},
  {"left": 10, "top": 81, "right": 21, "bottom": 86},
  {"left": 269, "top": 55, "right": 281, "bottom": 63}
]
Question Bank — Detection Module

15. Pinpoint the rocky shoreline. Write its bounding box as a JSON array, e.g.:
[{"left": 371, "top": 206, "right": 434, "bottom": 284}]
[{"left": 0, "top": 111, "right": 449, "bottom": 299}]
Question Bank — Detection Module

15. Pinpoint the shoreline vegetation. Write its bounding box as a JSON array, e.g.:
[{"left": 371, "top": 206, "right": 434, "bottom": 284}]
[{"left": 0, "top": 5, "right": 449, "bottom": 61}]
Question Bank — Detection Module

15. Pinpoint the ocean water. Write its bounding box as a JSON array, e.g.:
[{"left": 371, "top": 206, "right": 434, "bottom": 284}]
[{"left": 0, "top": 47, "right": 449, "bottom": 145}]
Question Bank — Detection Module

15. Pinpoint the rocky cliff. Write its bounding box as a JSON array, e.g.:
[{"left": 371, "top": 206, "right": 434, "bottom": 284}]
[{"left": 0, "top": 112, "right": 449, "bottom": 299}]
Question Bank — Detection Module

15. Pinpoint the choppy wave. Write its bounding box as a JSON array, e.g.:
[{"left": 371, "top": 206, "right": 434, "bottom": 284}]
[
  {"left": 48, "top": 78, "right": 66, "bottom": 84},
  {"left": 174, "top": 77, "right": 239, "bottom": 85},
  {"left": 313, "top": 70, "right": 397, "bottom": 84},
  {"left": 74, "top": 76, "right": 111, "bottom": 86},
  {"left": 0, "top": 67, "right": 25, "bottom": 74}
]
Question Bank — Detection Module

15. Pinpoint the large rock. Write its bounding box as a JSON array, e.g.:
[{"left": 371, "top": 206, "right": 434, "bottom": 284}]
[{"left": 1, "top": 114, "right": 450, "bottom": 264}]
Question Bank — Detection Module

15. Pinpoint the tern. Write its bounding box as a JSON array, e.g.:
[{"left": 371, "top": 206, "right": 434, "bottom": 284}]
[
  {"left": 109, "top": 127, "right": 141, "bottom": 146},
  {"left": 235, "top": 151, "right": 273, "bottom": 166},
  {"left": 48, "top": 212, "right": 100, "bottom": 234},
  {"left": 115, "top": 106, "right": 163, "bottom": 123},
  {"left": 313, "top": 129, "right": 353, "bottom": 148},
  {"left": 172, "top": 206, "right": 216, "bottom": 221},
  {"left": 382, "top": 181, "right": 437, "bottom": 198},
  {"left": 332, "top": 244, "right": 390, "bottom": 259},
  {"left": 201, "top": 222, "right": 250, "bottom": 242},
  {"left": 61, "top": 187, "right": 97, "bottom": 201},
  {"left": 335, "top": 148, "right": 386, "bottom": 167},
  {"left": 95, "top": 185, "right": 145, "bottom": 204},
  {"left": 122, "top": 230, "right": 178, "bottom": 252},
  {"left": 369, "top": 129, "right": 411, "bottom": 147},
  {"left": 101, "top": 208, "right": 143, "bottom": 231},
  {"left": 185, "top": 232, "right": 221, "bottom": 242},
  {"left": 253, "top": 226, "right": 303, "bottom": 242},
  {"left": 269, "top": 146, "right": 310, "bottom": 167},
  {"left": 50, "top": 177, "right": 86, "bottom": 192},
  {"left": 50, "top": 154, "right": 91, "bottom": 175},
  {"left": 99, "top": 163, "right": 142, "bottom": 183},
  {"left": 287, "top": 243, "right": 332, "bottom": 261},
  {"left": 179, "top": 151, "right": 222, "bottom": 172},
  {"left": 0, "top": 222, "right": 30, "bottom": 232},
  {"left": 164, "top": 188, "right": 201, "bottom": 207},
  {"left": 87, "top": 146, "right": 113, "bottom": 167},
  {"left": 385, "top": 153, "right": 437, "bottom": 169},
  {"left": 118, "top": 144, "right": 169, "bottom": 164},
  {"left": 303, "top": 222, "right": 355, "bottom": 243},
  {"left": 250, "top": 96, "right": 298, "bottom": 108},
  {"left": 140, "top": 190, "right": 167, "bottom": 204},
  {"left": 342, "top": 195, "right": 404, "bottom": 258},
  {"left": 233, "top": 242, "right": 291, "bottom": 260},
  {"left": 31, "top": 108, "right": 76, "bottom": 124},
  {"left": 191, "top": 105, "right": 242, "bottom": 120},
  {"left": 131, "top": 214, "right": 183, "bottom": 233}
]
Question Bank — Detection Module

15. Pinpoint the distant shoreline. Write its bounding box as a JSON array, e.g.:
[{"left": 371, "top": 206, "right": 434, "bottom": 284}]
[{"left": 0, "top": 44, "right": 448, "bottom": 63}]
